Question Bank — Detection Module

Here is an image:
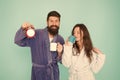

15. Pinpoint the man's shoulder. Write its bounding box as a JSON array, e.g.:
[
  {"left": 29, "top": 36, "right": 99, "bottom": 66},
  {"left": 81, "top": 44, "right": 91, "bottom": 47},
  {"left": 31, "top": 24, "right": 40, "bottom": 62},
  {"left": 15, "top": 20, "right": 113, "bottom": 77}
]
[
  {"left": 57, "top": 34, "right": 63, "bottom": 39},
  {"left": 57, "top": 34, "right": 64, "bottom": 43}
]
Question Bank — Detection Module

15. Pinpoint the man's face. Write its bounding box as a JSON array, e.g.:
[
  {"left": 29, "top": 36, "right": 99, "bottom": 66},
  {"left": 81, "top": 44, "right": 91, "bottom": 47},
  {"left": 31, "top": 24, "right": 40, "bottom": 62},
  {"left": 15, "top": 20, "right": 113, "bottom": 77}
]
[{"left": 47, "top": 16, "right": 60, "bottom": 35}]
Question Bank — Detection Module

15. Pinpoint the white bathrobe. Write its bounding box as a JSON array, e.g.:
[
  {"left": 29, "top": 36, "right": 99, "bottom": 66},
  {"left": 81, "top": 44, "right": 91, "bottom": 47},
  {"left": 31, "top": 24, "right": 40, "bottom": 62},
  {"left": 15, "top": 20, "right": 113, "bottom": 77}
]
[{"left": 62, "top": 44, "right": 105, "bottom": 80}]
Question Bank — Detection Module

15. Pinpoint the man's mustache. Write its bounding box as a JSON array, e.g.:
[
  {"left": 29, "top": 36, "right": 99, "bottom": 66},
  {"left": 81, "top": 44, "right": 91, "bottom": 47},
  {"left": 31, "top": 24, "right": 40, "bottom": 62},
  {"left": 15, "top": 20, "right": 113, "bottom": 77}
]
[{"left": 50, "top": 25, "right": 58, "bottom": 28}]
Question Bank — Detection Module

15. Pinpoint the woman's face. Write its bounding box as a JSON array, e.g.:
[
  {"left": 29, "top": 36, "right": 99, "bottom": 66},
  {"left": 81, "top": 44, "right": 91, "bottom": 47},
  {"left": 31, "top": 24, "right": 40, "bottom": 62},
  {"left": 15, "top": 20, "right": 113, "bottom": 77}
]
[{"left": 73, "top": 27, "right": 83, "bottom": 42}]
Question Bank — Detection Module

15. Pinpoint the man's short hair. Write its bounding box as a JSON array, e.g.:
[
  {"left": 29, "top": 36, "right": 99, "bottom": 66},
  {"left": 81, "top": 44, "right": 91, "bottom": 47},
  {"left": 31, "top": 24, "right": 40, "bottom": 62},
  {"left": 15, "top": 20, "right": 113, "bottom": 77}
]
[{"left": 47, "top": 11, "right": 61, "bottom": 21}]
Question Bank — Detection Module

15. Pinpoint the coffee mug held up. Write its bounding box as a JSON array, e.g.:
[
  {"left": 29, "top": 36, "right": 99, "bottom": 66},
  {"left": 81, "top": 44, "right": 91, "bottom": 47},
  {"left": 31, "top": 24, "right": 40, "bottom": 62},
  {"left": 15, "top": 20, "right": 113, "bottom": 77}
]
[
  {"left": 50, "top": 43, "right": 57, "bottom": 51},
  {"left": 68, "top": 35, "right": 76, "bottom": 43}
]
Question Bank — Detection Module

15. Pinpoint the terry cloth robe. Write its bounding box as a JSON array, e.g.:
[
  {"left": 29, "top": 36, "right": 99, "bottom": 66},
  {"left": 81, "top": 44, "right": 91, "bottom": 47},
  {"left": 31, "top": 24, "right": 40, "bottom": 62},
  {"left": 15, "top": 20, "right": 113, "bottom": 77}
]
[
  {"left": 62, "top": 44, "right": 105, "bottom": 80},
  {"left": 14, "top": 27, "right": 64, "bottom": 80}
]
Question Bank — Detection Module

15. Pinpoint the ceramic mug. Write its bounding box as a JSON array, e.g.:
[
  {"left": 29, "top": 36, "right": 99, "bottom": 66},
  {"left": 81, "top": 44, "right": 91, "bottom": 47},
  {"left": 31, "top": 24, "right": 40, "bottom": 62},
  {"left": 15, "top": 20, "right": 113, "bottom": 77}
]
[
  {"left": 68, "top": 35, "right": 76, "bottom": 43},
  {"left": 50, "top": 43, "right": 57, "bottom": 51}
]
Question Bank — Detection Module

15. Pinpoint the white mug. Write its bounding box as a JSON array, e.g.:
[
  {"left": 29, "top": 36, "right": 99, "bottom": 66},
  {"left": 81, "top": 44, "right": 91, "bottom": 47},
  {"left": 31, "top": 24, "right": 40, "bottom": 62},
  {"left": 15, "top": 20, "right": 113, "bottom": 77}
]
[{"left": 50, "top": 43, "right": 57, "bottom": 51}]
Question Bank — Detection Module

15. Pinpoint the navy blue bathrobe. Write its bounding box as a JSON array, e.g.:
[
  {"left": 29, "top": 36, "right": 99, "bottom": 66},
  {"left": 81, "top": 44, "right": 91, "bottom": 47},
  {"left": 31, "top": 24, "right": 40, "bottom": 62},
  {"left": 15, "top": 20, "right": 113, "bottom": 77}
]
[{"left": 14, "top": 27, "right": 64, "bottom": 80}]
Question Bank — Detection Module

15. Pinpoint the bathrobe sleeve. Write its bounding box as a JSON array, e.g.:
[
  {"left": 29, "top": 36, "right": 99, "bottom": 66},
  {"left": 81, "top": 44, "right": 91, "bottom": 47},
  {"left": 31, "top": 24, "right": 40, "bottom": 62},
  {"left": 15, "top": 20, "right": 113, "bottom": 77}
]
[
  {"left": 14, "top": 27, "right": 32, "bottom": 47},
  {"left": 62, "top": 44, "right": 73, "bottom": 68},
  {"left": 90, "top": 51, "right": 106, "bottom": 73}
]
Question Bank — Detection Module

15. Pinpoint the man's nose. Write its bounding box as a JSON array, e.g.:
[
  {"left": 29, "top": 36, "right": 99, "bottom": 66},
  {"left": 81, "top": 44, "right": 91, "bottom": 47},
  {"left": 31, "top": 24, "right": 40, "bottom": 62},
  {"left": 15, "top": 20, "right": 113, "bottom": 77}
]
[{"left": 53, "top": 22, "right": 56, "bottom": 25}]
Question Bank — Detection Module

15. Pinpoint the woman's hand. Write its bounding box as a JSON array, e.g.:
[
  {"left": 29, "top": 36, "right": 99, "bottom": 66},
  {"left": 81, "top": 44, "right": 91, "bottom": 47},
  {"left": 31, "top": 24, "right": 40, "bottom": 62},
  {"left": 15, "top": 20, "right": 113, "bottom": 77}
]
[
  {"left": 93, "top": 47, "right": 103, "bottom": 54},
  {"left": 64, "top": 38, "right": 73, "bottom": 46}
]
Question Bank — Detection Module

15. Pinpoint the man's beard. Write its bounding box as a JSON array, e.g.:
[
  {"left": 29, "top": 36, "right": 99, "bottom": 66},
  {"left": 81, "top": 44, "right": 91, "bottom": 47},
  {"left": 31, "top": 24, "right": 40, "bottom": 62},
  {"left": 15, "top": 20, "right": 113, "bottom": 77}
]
[{"left": 47, "top": 25, "right": 59, "bottom": 36}]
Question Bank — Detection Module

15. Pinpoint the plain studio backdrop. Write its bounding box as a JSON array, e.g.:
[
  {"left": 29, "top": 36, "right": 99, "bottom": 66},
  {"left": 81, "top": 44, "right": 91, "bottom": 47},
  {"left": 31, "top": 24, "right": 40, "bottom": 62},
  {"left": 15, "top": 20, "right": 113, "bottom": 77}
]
[{"left": 0, "top": 0, "right": 120, "bottom": 80}]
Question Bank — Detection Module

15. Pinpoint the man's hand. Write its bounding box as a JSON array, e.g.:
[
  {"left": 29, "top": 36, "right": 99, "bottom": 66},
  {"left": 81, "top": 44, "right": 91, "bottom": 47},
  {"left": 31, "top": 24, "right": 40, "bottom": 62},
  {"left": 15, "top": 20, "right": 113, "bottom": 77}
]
[
  {"left": 21, "top": 22, "right": 34, "bottom": 30},
  {"left": 57, "top": 42, "right": 63, "bottom": 57}
]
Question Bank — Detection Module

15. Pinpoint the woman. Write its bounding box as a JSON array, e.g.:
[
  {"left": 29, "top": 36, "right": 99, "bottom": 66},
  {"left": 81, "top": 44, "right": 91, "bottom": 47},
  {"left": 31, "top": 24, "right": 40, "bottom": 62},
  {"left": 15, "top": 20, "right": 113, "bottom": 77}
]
[{"left": 62, "top": 24, "right": 105, "bottom": 80}]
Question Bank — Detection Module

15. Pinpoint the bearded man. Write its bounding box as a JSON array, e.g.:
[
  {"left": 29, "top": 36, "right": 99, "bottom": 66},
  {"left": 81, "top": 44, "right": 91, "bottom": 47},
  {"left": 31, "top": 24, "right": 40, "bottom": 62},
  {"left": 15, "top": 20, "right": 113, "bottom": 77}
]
[{"left": 14, "top": 11, "right": 64, "bottom": 80}]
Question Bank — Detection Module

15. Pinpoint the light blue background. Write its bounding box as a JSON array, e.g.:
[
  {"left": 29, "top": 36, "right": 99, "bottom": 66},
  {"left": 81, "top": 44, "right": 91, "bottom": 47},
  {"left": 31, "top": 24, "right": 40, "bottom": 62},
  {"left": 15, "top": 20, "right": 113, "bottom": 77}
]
[{"left": 0, "top": 0, "right": 120, "bottom": 80}]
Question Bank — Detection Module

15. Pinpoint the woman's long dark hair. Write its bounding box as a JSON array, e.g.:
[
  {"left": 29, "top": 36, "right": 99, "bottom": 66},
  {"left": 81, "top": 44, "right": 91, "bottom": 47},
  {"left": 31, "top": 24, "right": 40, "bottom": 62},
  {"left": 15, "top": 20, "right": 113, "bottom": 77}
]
[{"left": 72, "top": 24, "right": 93, "bottom": 62}]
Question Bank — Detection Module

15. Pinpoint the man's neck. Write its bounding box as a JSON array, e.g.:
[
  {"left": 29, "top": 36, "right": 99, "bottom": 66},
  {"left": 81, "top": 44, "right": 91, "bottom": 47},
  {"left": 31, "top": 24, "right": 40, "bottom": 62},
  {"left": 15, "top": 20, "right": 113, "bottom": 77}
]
[{"left": 48, "top": 33, "right": 54, "bottom": 38}]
